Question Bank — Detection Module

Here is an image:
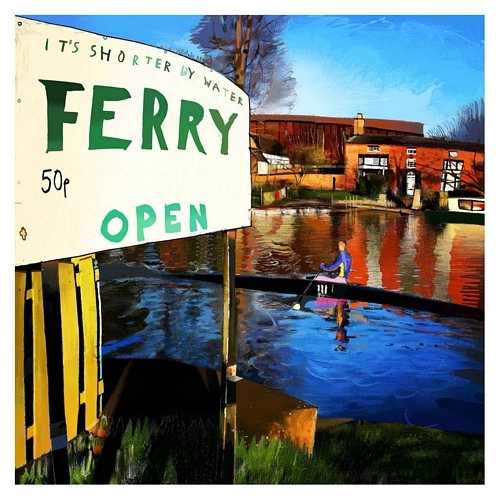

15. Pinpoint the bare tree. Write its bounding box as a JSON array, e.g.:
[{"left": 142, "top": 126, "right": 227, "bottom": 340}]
[
  {"left": 281, "top": 127, "right": 328, "bottom": 186},
  {"left": 190, "top": 15, "right": 296, "bottom": 111},
  {"left": 417, "top": 149, "right": 484, "bottom": 196},
  {"left": 427, "top": 99, "right": 484, "bottom": 144}
]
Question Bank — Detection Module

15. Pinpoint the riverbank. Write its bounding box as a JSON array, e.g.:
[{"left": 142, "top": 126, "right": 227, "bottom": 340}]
[
  {"left": 253, "top": 190, "right": 415, "bottom": 215},
  {"left": 16, "top": 357, "right": 484, "bottom": 485}
]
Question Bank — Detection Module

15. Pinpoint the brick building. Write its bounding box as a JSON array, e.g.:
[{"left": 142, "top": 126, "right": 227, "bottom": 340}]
[
  {"left": 251, "top": 113, "right": 484, "bottom": 204},
  {"left": 250, "top": 112, "right": 425, "bottom": 189},
  {"left": 346, "top": 134, "right": 484, "bottom": 202}
]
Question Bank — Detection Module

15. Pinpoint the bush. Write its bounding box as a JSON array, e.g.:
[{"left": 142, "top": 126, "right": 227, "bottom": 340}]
[
  {"left": 421, "top": 189, "right": 440, "bottom": 209},
  {"left": 253, "top": 182, "right": 282, "bottom": 192},
  {"left": 358, "top": 175, "right": 387, "bottom": 200},
  {"left": 286, "top": 185, "right": 299, "bottom": 198}
]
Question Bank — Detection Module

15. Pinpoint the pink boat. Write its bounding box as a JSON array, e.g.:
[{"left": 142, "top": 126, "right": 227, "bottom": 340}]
[{"left": 311, "top": 274, "right": 348, "bottom": 309}]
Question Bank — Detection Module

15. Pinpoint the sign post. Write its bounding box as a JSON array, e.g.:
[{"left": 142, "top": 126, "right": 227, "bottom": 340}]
[
  {"left": 15, "top": 16, "right": 251, "bottom": 481},
  {"left": 15, "top": 17, "right": 251, "bottom": 266},
  {"left": 218, "top": 229, "right": 240, "bottom": 483}
]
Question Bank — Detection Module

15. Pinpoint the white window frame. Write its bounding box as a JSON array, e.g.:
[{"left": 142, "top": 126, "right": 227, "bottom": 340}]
[
  {"left": 263, "top": 152, "right": 290, "bottom": 169},
  {"left": 406, "top": 170, "right": 416, "bottom": 195},
  {"left": 443, "top": 159, "right": 464, "bottom": 171},
  {"left": 406, "top": 158, "right": 417, "bottom": 168},
  {"left": 441, "top": 160, "right": 464, "bottom": 191},
  {"left": 449, "top": 151, "right": 459, "bottom": 158},
  {"left": 257, "top": 161, "right": 269, "bottom": 175},
  {"left": 367, "top": 145, "right": 380, "bottom": 152},
  {"left": 407, "top": 148, "right": 417, "bottom": 155},
  {"left": 358, "top": 155, "right": 389, "bottom": 177}
]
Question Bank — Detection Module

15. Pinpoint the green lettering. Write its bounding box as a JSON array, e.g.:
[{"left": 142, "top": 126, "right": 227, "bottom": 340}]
[
  {"left": 142, "top": 88, "right": 168, "bottom": 150},
  {"left": 190, "top": 204, "right": 207, "bottom": 232},
  {"left": 209, "top": 110, "right": 238, "bottom": 155},
  {"left": 177, "top": 100, "right": 206, "bottom": 154},
  {"left": 165, "top": 203, "right": 181, "bottom": 233},
  {"left": 101, "top": 209, "right": 128, "bottom": 243},
  {"left": 39, "top": 80, "right": 85, "bottom": 153},
  {"left": 89, "top": 85, "right": 132, "bottom": 150},
  {"left": 136, "top": 204, "right": 156, "bottom": 242}
]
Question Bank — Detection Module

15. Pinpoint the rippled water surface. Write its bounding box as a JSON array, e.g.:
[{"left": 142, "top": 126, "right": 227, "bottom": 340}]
[{"left": 97, "top": 209, "right": 484, "bottom": 435}]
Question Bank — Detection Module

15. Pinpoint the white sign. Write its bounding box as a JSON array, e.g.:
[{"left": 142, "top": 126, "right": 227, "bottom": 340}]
[{"left": 15, "top": 17, "right": 251, "bottom": 266}]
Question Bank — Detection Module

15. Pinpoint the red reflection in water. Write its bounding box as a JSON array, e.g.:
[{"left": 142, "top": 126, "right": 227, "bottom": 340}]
[
  {"left": 379, "top": 216, "right": 404, "bottom": 292},
  {"left": 413, "top": 219, "right": 438, "bottom": 300},
  {"left": 144, "top": 210, "right": 484, "bottom": 310},
  {"left": 345, "top": 216, "right": 369, "bottom": 285}
]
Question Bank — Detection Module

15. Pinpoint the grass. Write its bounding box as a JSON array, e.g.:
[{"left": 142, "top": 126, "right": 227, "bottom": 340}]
[
  {"left": 17, "top": 418, "right": 484, "bottom": 485},
  {"left": 236, "top": 420, "right": 484, "bottom": 484},
  {"left": 251, "top": 188, "right": 365, "bottom": 207},
  {"left": 297, "top": 189, "right": 363, "bottom": 201}
]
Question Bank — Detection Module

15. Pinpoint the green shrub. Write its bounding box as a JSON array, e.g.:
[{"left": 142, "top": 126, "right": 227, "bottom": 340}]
[
  {"left": 358, "top": 175, "right": 387, "bottom": 200},
  {"left": 421, "top": 188, "right": 440, "bottom": 209}
]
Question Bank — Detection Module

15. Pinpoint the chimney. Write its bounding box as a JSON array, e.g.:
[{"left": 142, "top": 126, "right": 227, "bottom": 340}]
[{"left": 354, "top": 113, "right": 365, "bottom": 135}]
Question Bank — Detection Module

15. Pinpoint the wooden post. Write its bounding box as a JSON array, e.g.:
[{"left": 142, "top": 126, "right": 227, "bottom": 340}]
[
  {"left": 73, "top": 256, "right": 100, "bottom": 431},
  {"left": 15, "top": 271, "right": 28, "bottom": 468},
  {"left": 218, "top": 229, "right": 238, "bottom": 484},
  {"left": 41, "top": 261, "right": 70, "bottom": 484}
]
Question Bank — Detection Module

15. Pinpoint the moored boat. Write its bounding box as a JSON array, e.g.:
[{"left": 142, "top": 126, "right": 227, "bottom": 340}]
[{"left": 425, "top": 193, "right": 484, "bottom": 225}]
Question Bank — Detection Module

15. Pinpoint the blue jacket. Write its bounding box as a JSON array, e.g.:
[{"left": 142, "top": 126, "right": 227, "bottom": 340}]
[{"left": 322, "top": 251, "right": 352, "bottom": 278}]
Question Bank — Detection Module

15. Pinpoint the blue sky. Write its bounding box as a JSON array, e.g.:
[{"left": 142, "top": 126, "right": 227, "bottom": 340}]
[{"left": 17, "top": 10, "right": 485, "bottom": 135}]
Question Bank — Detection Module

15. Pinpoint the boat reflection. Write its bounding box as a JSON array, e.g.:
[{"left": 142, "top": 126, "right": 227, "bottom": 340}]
[
  {"left": 297, "top": 274, "right": 354, "bottom": 351},
  {"left": 323, "top": 299, "right": 351, "bottom": 351}
]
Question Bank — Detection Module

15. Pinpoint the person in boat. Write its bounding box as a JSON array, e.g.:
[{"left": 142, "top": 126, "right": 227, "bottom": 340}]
[{"left": 320, "top": 240, "right": 353, "bottom": 281}]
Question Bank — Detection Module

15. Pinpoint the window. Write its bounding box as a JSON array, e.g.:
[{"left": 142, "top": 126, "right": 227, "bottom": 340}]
[
  {"left": 359, "top": 155, "right": 388, "bottom": 166},
  {"left": 407, "top": 148, "right": 417, "bottom": 155},
  {"left": 458, "top": 199, "right": 485, "bottom": 211},
  {"left": 406, "top": 171, "right": 416, "bottom": 195},
  {"left": 367, "top": 145, "right": 380, "bottom": 152},
  {"left": 441, "top": 160, "right": 464, "bottom": 191},
  {"left": 449, "top": 151, "right": 458, "bottom": 157},
  {"left": 406, "top": 158, "right": 417, "bottom": 168},
  {"left": 263, "top": 153, "right": 290, "bottom": 169},
  {"left": 443, "top": 160, "right": 464, "bottom": 171},
  {"left": 257, "top": 161, "right": 269, "bottom": 175},
  {"left": 358, "top": 155, "right": 389, "bottom": 177}
]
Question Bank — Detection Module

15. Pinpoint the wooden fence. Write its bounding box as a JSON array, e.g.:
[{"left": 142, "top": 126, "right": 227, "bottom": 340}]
[{"left": 15, "top": 254, "right": 104, "bottom": 469}]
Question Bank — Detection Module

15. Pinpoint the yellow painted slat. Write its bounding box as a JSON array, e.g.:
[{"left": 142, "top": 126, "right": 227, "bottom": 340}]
[
  {"left": 26, "top": 426, "right": 34, "bottom": 440},
  {"left": 15, "top": 271, "right": 26, "bottom": 468},
  {"left": 58, "top": 262, "right": 80, "bottom": 442},
  {"left": 78, "top": 257, "right": 100, "bottom": 430},
  {"left": 31, "top": 271, "right": 52, "bottom": 459}
]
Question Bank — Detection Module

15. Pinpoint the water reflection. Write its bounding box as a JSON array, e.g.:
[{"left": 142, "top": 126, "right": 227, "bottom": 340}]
[
  {"left": 96, "top": 208, "right": 484, "bottom": 435},
  {"left": 98, "top": 209, "right": 483, "bottom": 309}
]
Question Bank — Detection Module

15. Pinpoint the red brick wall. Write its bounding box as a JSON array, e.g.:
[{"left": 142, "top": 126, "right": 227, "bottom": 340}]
[{"left": 344, "top": 143, "right": 484, "bottom": 195}]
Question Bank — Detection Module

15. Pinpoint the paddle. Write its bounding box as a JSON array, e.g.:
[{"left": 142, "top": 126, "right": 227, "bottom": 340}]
[{"left": 291, "top": 269, "right": 322, "bottom": 310}]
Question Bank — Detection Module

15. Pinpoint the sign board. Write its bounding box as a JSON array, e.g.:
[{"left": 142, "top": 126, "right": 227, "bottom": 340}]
[{"left": 15, "top": 17, "right": 251, "bottom": 266}]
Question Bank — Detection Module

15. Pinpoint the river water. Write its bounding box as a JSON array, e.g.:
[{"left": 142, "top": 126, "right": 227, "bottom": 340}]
[{"left": 96, "top": 208, "right": 485, "bottom": 435}]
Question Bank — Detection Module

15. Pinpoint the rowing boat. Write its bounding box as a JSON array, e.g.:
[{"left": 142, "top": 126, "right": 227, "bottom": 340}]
[{"left": 99, "top": 263, "right": 484, "bottom": 322}]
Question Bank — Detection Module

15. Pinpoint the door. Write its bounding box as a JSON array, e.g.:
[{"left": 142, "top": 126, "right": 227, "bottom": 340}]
[{"left": 406, "top": 171, "right": 415, "bottom": 195}]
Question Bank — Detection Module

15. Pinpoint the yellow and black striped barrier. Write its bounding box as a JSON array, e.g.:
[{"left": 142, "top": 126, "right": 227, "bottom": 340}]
[{"left": 15, "top": 254, "right": 104, "bottom": 470}]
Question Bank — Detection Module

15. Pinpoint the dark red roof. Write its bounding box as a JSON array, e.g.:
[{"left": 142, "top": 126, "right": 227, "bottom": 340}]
[
  {"left": 251, "top": 114, "right": 424, "bottom": 135},
  {"left": 348, "top": 134, "right": 484, "bottom": 152}
]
